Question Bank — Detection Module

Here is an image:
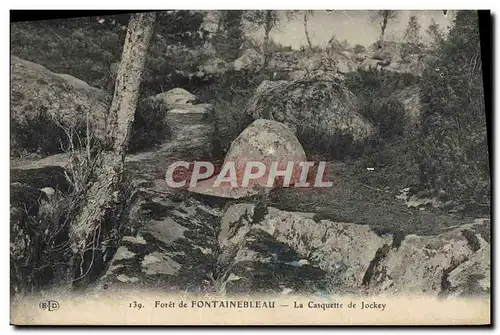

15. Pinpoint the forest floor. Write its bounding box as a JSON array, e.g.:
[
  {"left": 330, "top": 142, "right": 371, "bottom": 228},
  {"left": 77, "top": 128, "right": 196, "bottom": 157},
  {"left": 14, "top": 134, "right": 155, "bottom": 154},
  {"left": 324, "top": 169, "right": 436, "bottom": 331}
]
[{"left": 11, "top": 113, "right": 485, "bottom": 240}]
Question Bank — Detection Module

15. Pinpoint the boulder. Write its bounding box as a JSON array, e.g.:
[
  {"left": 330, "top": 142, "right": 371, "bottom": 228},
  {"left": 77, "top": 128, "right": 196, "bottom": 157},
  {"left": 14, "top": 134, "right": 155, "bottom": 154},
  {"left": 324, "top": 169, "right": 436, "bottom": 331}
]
[
  {"left": 99, "top": 197, "right": 222, "bottom": 292},
  {"left": 53, "top": 73, "right": 93, "bottom": 90},
  {"left": 246, "top": 78, "right": 375, "bottom": 146},
  {"left": 234, "top": 49, "right": 264, "bottom": 71},
  {"left": 336, "top": 59, "right": 357, "bottom": 74},
  {"left": 11, "top": 56, "right": 111, "bottom": 143},
  {"left": 167, "top": 103, "right": 213, "bottom": 115},
  {"left": 297, "top": 53, "right": 324, "bottom": 71},
  {"left": 148, "top": 88, "right": 199, "bottom": 110},
  {"left": 216, "top": 203, "right": 491, "bottom": 296},
  {"left": 198, "top": 57, "right": 228, "bottom": 76},
  {"left": 188, "top": 119, "right": 307, "bottom": 199},
  {"left": 366, "top": 219, "right": 490, "bottom": 296}
]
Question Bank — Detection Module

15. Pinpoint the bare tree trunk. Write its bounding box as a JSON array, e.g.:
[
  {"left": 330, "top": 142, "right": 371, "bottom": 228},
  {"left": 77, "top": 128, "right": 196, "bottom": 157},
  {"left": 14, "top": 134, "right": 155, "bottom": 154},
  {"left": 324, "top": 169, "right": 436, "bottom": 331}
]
[
  {"left": 69, "top": 12, "right": 156, "bottom": 284},
  {"left": 263, "top": 11, "right": 272, "bottom": 68},
  {"left": 304, "top": 12, "right": 312, "bottom": 50},
  {"left": 379, "top": 16, "right": 388, "bottom": 42}
]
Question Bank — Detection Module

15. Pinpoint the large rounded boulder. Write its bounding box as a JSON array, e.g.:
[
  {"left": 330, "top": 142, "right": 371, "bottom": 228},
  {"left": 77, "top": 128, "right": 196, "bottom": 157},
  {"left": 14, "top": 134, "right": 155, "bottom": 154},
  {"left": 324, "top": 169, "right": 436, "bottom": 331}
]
[
  {"left": 10, "top": 56, "right": 111, "bottom": 155},
  {"left": 11, "top": 56, "right": 110, "bottom": 137},
  {"left": 189, "top": 119, "right": 306, "bottom": 199},
  {"left": 246, "top": 78, "right": 375, "bottom": 151}
]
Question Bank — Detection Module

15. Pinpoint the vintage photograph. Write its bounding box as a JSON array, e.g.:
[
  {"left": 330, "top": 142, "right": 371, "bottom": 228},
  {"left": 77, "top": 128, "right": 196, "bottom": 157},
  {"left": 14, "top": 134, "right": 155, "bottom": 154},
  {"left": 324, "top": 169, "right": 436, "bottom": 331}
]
[{"left": 10, "top": 10, "right": 491, "bottom": 325}]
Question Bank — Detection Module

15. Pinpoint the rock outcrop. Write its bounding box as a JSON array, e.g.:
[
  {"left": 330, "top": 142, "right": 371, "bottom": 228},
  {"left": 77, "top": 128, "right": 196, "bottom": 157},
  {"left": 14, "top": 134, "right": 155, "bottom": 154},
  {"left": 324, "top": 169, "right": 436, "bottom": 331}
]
[
  {"left": 234, "top": 49, "right": 264, "bottom": 71},
  {"left": 246, "top": 78, "right": 375, "bottom": 146},
  {"left": 11, "top": 56, "right": 111, "bottom": 144},
  {"left": 148, "top": 88, "right": 199, "bottom": 110},
  {"left": 216, "top": 203, "right": 490, "bottom": 297},
  {"left": 100, "top": 196, "right": 222, "bottom": 293}
]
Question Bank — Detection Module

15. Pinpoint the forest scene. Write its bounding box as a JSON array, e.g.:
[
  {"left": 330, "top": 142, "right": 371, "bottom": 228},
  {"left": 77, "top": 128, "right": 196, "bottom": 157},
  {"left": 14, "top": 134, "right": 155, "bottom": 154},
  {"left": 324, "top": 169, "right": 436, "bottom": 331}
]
[{"left": 10, "top": 10, "right": 490, "bottom": 301}]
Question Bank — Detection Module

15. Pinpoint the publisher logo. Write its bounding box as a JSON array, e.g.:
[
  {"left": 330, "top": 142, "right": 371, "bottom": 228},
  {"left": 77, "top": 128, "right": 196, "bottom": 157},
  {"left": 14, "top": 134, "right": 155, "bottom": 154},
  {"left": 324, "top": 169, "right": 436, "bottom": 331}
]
[{"left": 39, "top": 300, "right": 59, "bottom": 312}]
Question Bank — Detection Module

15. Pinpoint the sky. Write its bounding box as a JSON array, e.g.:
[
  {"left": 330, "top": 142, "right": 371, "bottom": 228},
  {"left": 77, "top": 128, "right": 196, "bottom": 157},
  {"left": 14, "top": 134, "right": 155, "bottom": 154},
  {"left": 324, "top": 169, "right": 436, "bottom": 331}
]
[{"left": 243, "top": 10, "right": 456, "bottom": 49}]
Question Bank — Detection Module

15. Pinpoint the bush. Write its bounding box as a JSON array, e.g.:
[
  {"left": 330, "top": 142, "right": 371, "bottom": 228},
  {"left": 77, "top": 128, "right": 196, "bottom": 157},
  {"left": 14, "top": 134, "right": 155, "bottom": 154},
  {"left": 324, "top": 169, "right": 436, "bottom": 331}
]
[
  {"left": 345, "top": 68, "right": 419, "bottom": 141},
  {"left": 10, "top": 106, "right": 88, "bottom": 157},
  {"left": 353, "top": 44, "right": 366, "bottom": 54},
  {"left": 11, "top": 13, "right": 210, "bottom": 95},
  {"left": 10, "top": 99, "right": 170, "bottom": 157},
  {"left": 128, "top": 99, "right": 172, "bottom": 153},
  {"left": 199, "top": 69, "right": 264, "bottom": 157},
  {"left": 11, "top": 21, "right": 124, "bottom": 90}
]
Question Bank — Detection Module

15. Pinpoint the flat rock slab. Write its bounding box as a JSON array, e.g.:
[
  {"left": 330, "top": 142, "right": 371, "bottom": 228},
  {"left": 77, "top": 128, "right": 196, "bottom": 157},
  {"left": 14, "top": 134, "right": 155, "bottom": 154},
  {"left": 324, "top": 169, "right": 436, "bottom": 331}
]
[
  {"left": 99, "top": 197, "right": 222, "bottom": 293},
  {"left": 216, "top": 203, "right": 491, "bottom": 297}
]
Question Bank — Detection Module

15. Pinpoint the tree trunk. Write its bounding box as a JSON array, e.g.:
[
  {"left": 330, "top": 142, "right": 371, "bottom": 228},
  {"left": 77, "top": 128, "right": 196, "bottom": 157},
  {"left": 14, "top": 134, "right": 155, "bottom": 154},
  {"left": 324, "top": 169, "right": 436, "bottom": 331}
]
[
  {"left": 379, "top": 16, "right": 388, "bottom": 42},
  {"left": 304, "top": 13, "right": 312, "bottom": 50},
  {"left": 263, "top": 11, "right": 272, "bottom": 68},
  {"left": 69, "top": 12, "right": 156, "bottom": 285}
]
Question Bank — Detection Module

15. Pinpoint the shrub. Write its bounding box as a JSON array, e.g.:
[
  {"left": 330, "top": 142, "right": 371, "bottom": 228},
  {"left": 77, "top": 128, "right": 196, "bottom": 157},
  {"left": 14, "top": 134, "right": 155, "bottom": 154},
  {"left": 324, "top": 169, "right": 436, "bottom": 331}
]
[
  {"left": 10, "top": 106, "right": 87, "bottom": 157},
  {"left": 10, "top": 99, "right": 170, "bottom": 157},
  {"left": 353, "top": 44, "right": 366, "bottom": 54},
  {"left": 345, "top": 68, "right": 419, "bottom": 141},
  {"left": 128, "top": 99, "right": 171, "bottom": 153},
  {"left": 200, "top": 69, "right": 263, "bottom": 157}
]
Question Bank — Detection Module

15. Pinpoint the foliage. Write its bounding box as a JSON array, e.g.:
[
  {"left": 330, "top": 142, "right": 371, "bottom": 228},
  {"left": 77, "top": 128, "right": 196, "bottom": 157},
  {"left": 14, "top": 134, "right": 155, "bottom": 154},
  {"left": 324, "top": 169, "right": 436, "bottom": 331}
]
[
  {"left": 404, "top": 15, "right": 421, "bottom": 45},
  {"left": 418, "top": 11, "right": 489, "bottom": 205},
  {"left": 344, "top": 68, "right": 422, "bottom": 189},
  {"left": 10, "top": 106, "right": 87, "bottom": 157},
  {"left": 10, "top": 98, "right": 170, "bottom": 157},
  {"left": 353, "top": 44, "right": 366, "bottom": 54},
  {"left": 128, "top": 99, "right": 172, "bottom": 153},
  {"left": 345, "top": 68, "right": 420, "bottom": 140},
  {"left": 212, "top": 11, "right": 244, "bottom": 61},
  {"left": 369, "top": 10, "right": 398, "bottom": 42},
  {"left": 244, "top": 10, "right": 281, "bottom": 66},
  {"left": 426, "top": 18, "right": 445, "bottom": 48},
  {"left": 198, "top": 69, "right": 263, "bottom": 157},
  {"left": 11, "top": 11, "right": 209, "bottom": 94}
]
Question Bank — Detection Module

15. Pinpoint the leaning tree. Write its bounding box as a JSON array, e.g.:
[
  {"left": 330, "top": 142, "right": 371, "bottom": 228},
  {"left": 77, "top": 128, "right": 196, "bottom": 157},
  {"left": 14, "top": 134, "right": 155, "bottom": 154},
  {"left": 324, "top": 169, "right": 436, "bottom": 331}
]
[{"left": 68, "top": 12, "right": 157, "bottom": 285}]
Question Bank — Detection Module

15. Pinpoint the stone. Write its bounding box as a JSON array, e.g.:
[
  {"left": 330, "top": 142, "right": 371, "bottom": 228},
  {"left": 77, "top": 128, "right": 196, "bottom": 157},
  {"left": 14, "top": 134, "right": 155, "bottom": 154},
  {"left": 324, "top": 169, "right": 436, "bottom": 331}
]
[
  {"left": 246, "top": 78, "right": 375, "bottom": 145},
  {"left": 11, "top": 56, "right": 111, "bottom": 144},
  {"left": 234, "top": 49, "right": 264, "bottom": 71},
  {"left": 167, "top": 103, "right": 213, "bottom": 115},
  {"left": 188, "top": 119, "right": 307, "bottom": 199},
  {"left": 148, "top": 88, "right": 198, "bottom": 110},
  {"left": 215, "top": 203, "right": 490, "bottom": 297},
  {"left": 366, "top": 220, "right": 490, "bottom": 296},
  {"left": 99, "top": 197, "right": 221, "bottom": 292},
  {"left": 216, "top": 204, "right": 391, "bottom": 295}
]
